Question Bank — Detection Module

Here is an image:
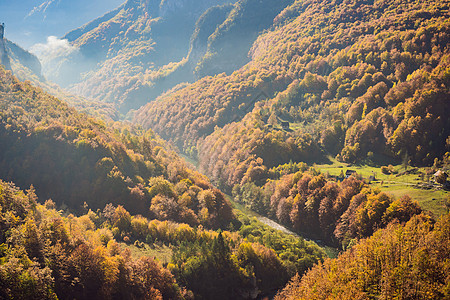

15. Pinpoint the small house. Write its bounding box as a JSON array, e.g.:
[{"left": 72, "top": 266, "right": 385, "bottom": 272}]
[
  {"left": 345, "top": 170, "right": 356, "bottom": 178},
  {"left": 281, "top": 121, "right": 290, "bottom": 130}
]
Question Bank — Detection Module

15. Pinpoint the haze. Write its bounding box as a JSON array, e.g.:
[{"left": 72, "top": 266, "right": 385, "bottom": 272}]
[{"left": 0, "top": 0, "right": 124, "bottom": 49}]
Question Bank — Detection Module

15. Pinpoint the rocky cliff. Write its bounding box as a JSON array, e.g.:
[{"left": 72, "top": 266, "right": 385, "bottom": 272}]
[{"left": 0, "top": 37, "right": 11, "bottom": 70}]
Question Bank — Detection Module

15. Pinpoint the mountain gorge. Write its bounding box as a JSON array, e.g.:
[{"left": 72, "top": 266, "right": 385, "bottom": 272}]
[
  {"left": 0, "top": 0, "right": 449, "bottom": 298},
  {"left": 40, "top": 0, "right": 238, "bottom": 112},
  {"left": 135, "top": 0, "right": 450, "bottom": 190},
  {"left": 38, "top": 0, "right": 299, "bottom": 113}
]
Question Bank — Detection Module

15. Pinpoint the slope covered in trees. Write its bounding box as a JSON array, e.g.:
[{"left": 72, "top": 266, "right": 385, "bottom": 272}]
[
  {"left": 0, "top": 177, "right": 326, "bottom": 299},
  {"left": 192, "top": 0, "right": 296, "bottom": 78},
  {"left": 39, "top": 0, "right": 304, "bottom": 113},
  {"left": 135, "top": 0, "right": 450, "bottom": 192},
  {"left": 275, "top": 213, "right": 450, "bottom": 299},
  {"left": 233, "top": 167, "right": 424, "bottom": 247},
  {"left": 0, "top": 65, "right": 234, "bottom": 229},
  {"left": 0, "top": 179, "right": 184, "bottom": 299},
  {"left": 40, "top": 0, "right": 240, "bottom": 112}
]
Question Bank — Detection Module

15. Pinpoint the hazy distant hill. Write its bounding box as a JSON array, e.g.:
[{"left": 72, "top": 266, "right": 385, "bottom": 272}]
[
  {"left": 40, "top": 0, "right": 299, "bottom": 113},
  {"left": 0, "top": 35, "right": 11, "bottom": 70},
  {"left": 0, "top": 38, "right": 120, "bottom": 120},
  {"left": 40, "top": 0, "right": 237, "bottom": 112},
  {"left": 135, "top": 0, "right": 450, "bottom": 189},
  {"left": 6, "top": 39, "right": 42, "bottom": 79}
]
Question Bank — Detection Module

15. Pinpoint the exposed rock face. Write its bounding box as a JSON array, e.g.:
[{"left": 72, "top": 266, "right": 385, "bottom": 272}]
[{"left": 0, "top": 37, "right": 11, "bottom": 70}]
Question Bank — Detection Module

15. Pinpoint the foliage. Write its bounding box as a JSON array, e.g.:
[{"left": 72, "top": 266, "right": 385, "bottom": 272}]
[
  {"left": 136, "top": 0, "right": 450, "bottom": 184},
  {"left": 275, "top": 213, "right": 450, "bottom": 299},
  {"left": 0, "top": 179, "right": 184, "bottom": 300},
  {"left": 234, "top": 169, "right": 424, "bottom": 248},
  {"left": 0, "top": 66, "right": 235, "bottom": 229}
]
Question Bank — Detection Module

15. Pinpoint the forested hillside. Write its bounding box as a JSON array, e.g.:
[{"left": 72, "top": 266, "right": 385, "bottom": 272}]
[
  {"left": 39, "top": 0, "right": 305, "bottom": 113},
  {"left": 0, "top": 174, "right": 326, "bottom": 299},
  {"left": 40, "top": 0, "right": 238, "bottom": 112},
  {"left": 0, "top": 66, "right": 235, "bottom": 229},
  {"left": 276, "top": 213, "right": 450, "bottom": 299},
  {"left": 191, "top": 0, "right": 296, "bottom": 78},
  {"left": 233, "top": 166, "right": 424, "bottom": 247},
  {"left": 135, "top": 0, "right": 450, "bottom": 192},
  {"left": 0, "top": 180, "right": 184, "bottom": 299}
]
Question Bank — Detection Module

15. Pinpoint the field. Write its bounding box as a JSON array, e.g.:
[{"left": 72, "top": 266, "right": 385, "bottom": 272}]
[
  {"left": 314, "top": 157, "right": 448, "bottom": 217},
  {"left": 119, "top": 242, "right": 173, "bottom": 264}
]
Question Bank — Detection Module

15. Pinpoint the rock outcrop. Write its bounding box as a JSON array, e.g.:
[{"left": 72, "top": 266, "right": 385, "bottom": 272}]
[{"left": 0, "top": 24, "right": 11, "bottom": 70}]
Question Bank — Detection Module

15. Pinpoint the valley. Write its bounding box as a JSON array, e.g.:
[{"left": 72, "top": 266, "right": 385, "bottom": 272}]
[{"left": 0, "top": 0, "right": 449, "bottom": 299}]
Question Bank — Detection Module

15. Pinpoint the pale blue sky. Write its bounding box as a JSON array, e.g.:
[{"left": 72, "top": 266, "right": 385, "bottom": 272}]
[{"left": 0, "top": 0, "right": 124, "bottom": 49}]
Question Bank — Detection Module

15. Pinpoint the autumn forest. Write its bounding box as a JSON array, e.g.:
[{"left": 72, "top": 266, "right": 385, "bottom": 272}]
[{"left": 0, "top": 0, "right": 449, "bottom": 299}]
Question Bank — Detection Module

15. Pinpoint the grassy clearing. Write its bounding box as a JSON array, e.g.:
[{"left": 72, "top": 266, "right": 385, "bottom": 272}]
[
  {"left": 314, "top": 157, "right": 448, "bottom": 217},
  {"left": 119, "top": 242, "right": 173, "bottom": 264}
]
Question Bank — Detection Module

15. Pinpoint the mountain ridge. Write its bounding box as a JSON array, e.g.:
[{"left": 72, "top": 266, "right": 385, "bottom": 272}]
[{"left": 134, "top": 0, "right": 450, "bottom": 191}]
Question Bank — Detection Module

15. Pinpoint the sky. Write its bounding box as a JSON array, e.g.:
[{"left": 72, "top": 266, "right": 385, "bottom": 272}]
[{"left": 0, "top": 0, "right": 125, "bottom": 50}]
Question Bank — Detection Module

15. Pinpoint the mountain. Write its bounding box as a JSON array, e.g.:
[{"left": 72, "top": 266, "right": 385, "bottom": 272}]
[
  {"left": 6, "top": 39, "right": 43, "bottom": 79},
  {"left": 39, "top": 0, "right": 237, "bottom": 113},
  {"left": 1, "top": 0, "right": 450, "bottom": 298},
  {"left": 134, "top": 0, "right": 450, "bottom": 191},
  {"left": 192, "top": 0, "right": 295, "bottom": 78},
  {"left": 0, "top": 56, "right": 328, "bottom": 300},
  {"left": 0, "top": 35, "right": 120, "bottom": 121},
  {"left": 39, "top": 0, "right": 300, "bottom": 113},
  {"left": 0, "top": 66, "right": 235, "bottom": 229}
]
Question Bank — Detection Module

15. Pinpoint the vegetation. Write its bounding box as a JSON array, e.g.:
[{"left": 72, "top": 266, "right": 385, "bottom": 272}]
[
  {"left": 0, "top": 65, "right": 234, "bottom": 229},
  {"left": 135, "top": 0, "right": 450, "bottom": 193},
  {"left": 275, "top": 213, "right": 450, "bottom": 299},
  {"left": 40, "top": 0, "right": 240, "bottom": 113},
  {"left": 1, "top": 0, "right": 449, "bottom": 298},
  {"left": 233, "top": 168, "right": 424, "bottom": 248},
  {"left": 314, "top": 156, "right": 450, "bottom": 217},
  {"left": 0, "top": 180, "right": 184, "bottom": 299},
  {"left": 194, "top": 0, "right": 296, "bottom": 77},
  {"left": 0, "top": 178, "right": 326, "bottom": 299}
]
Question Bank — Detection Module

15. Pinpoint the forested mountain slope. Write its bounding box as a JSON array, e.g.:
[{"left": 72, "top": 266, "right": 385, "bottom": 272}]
[
  {"left": 0, "top": 63, "right": 329, "bottom": 300},
  {"left": 276, "top": 213, "right": 450, "bottom": 299},
  {"left": 40, "top": 0, "right": 302, "bottom": 113},
  {"left": 191, "top": 0, "right": 296, "bottom": 78},
  {"left": 0, "top": 178, "right": 327, "bottom": 299},
  {"left": 0, "top": 66, "right": 234, "bottom": 229},
  {"left": 0, "top": 37, "right": 11, "bottom": 71},
  {"left": 135, "top": 0, "right": 450, "bottom": 191},
  {"left": 0, "top": 37, "right": 120, "bottom": 120},
  {"left": 6, "top": 40, "right": 42, "bottom": 81},
  {"left": 41, "top": 0, "right": 237, "bottom": 112}
]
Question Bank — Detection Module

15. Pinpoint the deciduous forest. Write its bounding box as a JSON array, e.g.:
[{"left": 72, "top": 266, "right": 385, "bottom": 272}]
[{"left": 0, "top": 0, "right": 449, "bottom": 298}]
